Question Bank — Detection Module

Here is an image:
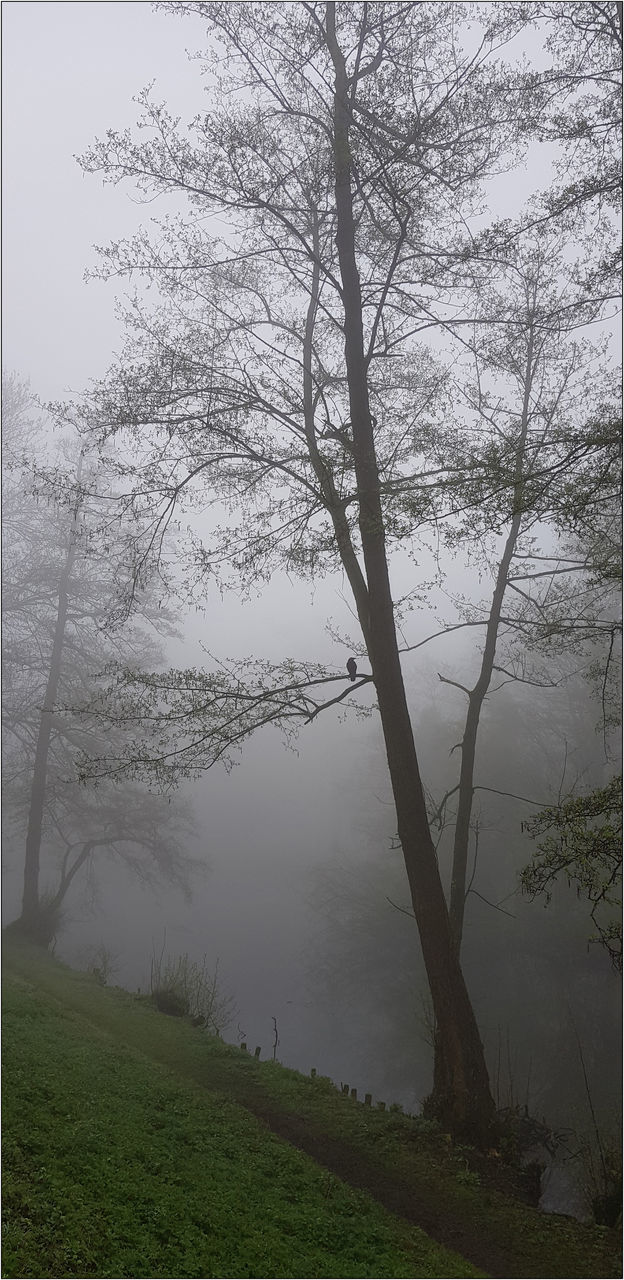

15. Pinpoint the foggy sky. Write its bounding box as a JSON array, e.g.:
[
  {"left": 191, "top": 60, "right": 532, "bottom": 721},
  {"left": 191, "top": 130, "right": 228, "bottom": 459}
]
[
  {"left": 2, "top": 2, "right": 557, "bottom": 403},
  {"left": 3, "top": 2, "right": 210, "bottom": 400},
  {"left": 2, "top": 2, "right": 620, "bottom": 1146}
]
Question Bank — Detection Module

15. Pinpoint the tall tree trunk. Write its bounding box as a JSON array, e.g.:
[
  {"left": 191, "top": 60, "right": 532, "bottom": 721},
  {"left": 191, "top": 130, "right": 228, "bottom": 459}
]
[
  {"left": 325, "top": 4, "right": 495, "bottom": 1143},
  {"left": 449, "top": 326, "right": 536, "bottom": 953},
  {"left": 301, "top": 208, "right": 372, "bottom": 646},
  {"left": 20, "top": 462, "right": 83, "bottom": 942}
]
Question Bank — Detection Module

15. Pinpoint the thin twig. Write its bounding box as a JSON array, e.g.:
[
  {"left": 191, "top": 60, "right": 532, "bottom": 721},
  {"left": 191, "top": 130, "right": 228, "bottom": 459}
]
[
  {"left": 385, "top": 895, "right": 416, "bottom": 921},
  {"left": 467, "top": 889, "right": 516, "bottom": 919}
]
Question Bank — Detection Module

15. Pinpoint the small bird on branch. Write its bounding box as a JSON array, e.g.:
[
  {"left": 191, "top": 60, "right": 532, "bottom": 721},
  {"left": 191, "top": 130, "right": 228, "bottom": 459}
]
[{"left": 346, "top": 657, "right": 357, "bottom": 681}]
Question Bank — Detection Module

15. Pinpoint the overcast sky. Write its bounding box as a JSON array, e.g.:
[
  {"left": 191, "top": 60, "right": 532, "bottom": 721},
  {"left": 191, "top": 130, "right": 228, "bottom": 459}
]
[
  {"left": 3, "top": 5, "right": 620, "bottom": 1153},
  {"left": 2, "top": 2, "right": 213, "bottom": 400},
  {"left": 2, "top": 1, "right": 559, "bottom": 404},
  {"left": 1, "top": 3, "right": 387, "bottom": 1072}
]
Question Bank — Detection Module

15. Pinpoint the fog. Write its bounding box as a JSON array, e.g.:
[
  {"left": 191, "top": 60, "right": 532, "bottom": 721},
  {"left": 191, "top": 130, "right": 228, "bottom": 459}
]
[{"left": 3, "top": 0, "right": 621, "bottom": 1226}]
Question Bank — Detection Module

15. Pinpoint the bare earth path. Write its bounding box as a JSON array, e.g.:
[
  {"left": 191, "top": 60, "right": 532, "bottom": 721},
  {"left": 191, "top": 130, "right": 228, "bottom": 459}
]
[
  {"left": 179, "top": 1060, "right": 615, "bottom": 1280},
  {"left": 4, "top": 942, "right": 620, "bottom": 1280}
]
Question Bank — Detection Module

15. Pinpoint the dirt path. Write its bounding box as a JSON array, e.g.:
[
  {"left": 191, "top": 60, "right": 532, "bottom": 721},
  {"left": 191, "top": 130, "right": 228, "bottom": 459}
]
[
  {"left": 240, "top": 1101, "right": 515, "bottom": 1277},
  {"left": 201, "top": 1083, "right": 592, "bottom": 1280},
  {"left": 146, "top": 1041, "right": 615, "bottom": 1280},
  {"left": 5, "top": 948, "right": 620, "bottom": 1280}
]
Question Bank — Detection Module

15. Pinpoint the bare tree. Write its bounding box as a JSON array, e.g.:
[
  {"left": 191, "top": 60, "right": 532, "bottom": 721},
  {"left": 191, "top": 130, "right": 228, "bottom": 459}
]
[
  {"left": 483, "top": 1, "right": 622, "bottom": 298},
  {"left": 399, "top": 236, "right": 622, "bottom": 953},
  {"left": 62, "top": 3, "right": 618, "bottom": 1138},
  {"left": 2, "top": 377, "right": 199, "bottom": 945}
]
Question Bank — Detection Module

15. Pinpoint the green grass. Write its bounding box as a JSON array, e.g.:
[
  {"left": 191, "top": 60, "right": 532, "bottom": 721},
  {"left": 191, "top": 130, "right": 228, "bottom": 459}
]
[
  {"left": 2, "top": 942, "right": 481, "bottom": 1279},
  {"left": 2, "top": 935, "right": 620, "bottom": 1279}
]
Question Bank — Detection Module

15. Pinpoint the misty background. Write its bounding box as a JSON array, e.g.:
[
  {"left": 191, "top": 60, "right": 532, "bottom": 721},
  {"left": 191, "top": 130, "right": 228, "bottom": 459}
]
[{"left": 2, "top": 0, "right": 621, "bottom": 1217}]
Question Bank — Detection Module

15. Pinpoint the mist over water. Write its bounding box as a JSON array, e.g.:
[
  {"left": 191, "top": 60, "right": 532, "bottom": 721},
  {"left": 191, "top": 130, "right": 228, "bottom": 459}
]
[
  {"left": 3, "top": 0, "right": 621, "bottom": 1235},
  {"left": 2, "top": 498, "right": 620, "bottom": 1221},
  {"left": 4, "top": 572, "right": 618, "bottom": 1139}
]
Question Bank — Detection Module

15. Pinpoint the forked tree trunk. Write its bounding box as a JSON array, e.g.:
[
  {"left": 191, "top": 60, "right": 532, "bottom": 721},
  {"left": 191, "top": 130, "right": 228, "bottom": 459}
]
[{"left": 326, "top": 4, "right": 495, "bottom": 1142}]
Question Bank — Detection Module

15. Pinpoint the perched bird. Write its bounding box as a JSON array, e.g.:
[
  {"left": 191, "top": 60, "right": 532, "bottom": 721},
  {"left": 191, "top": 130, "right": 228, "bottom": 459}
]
[{"left": 346, "top": 657, "right": 357, "bottom": 682}]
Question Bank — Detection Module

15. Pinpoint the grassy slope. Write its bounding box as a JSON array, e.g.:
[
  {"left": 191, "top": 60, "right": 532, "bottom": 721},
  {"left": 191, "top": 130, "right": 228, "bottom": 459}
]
[{"left": 2, "top": 936, "right": 620, "bottom": 1280}]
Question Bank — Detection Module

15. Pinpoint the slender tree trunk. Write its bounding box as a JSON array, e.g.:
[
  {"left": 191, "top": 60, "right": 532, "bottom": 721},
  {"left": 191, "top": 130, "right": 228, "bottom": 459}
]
[
  {"left": 301, "top": 208, "right": 372, "bottom": 647},
  {"left": 325, "top": 4, "right": 495, "bottom": 1142},
  {"left": 20, "top": 462, "right": 83, "bottom": 942},
  {"left": 48, "top": 840, "right": 97, "bottom": 916},
  {"left": 449, "top": 326, "right": 536, "bottom": 953}
]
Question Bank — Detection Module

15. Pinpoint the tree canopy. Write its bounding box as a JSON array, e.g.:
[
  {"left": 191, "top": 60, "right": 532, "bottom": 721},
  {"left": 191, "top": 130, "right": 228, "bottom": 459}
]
[
  {"left": 46, "top": 0, "right": 621, "bottom": 1139},
  {"left": 521, "top": 774, "right": 622, "bottom": 971}
]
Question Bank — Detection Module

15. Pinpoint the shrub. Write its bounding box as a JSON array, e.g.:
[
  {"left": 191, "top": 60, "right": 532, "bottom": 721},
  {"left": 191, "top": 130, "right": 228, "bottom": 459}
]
[
  {"left": 579, "top": 1133, "right": 623, "bottom": 1228},
  {"left": 87, "top": 943, "right": 119, "bottom": 987},
  {"left": 152, "top": 986, "right": 189, "bottom": 1017},
  {"left": 149, "top": 949, "right": 236, "bottom": 1035}
]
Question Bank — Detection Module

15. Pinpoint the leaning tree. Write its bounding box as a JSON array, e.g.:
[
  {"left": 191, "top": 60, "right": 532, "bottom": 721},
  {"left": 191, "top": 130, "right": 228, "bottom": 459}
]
[{"left": 59, "top": 2, "right": 617, "bottom": 1138}]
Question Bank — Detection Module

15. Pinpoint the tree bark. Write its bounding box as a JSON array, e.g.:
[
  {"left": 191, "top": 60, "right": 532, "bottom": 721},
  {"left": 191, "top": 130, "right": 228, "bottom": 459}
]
[
  {"left": 325, "top": 3, "right": 495, "bottom": 1142},
  {"left": 301, "top": 207, "right": 372, "bottom": 648}
]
